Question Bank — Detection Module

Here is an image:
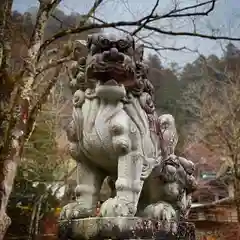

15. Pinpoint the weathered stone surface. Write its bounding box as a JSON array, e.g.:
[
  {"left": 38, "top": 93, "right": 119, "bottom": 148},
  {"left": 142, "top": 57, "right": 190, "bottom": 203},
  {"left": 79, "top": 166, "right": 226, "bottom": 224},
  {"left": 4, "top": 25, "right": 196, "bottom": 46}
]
[
  {"left": 59, "top": 32, "right": 197, "bottom": 239},
  {"left": 58, "top": 217, "right": 195, "bottom": 240}
]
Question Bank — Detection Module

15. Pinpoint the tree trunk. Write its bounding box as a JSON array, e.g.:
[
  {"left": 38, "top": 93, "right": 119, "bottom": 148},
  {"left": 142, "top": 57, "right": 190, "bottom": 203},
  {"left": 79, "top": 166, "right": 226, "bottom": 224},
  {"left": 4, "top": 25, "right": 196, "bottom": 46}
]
[
  {"left": 0, "top": 145, "right": 19, "bottom": 239},
  {"left": 0, "top": 1, "right": 61, "bottom": 238},
  {"left": 0, "top": 0, "right": 15, "bottom": 239},
  {"left": 234, "top": 177, "right": 240, "bottom": 222},
  {"left": 234, "top": 171, "right": 240, "bottom": 222},
  {"left": 0, "top": 0, "right": 13, "bottom": 71},
  {"left": 233, "top": 153, "right": 240, "bottom": 222}
]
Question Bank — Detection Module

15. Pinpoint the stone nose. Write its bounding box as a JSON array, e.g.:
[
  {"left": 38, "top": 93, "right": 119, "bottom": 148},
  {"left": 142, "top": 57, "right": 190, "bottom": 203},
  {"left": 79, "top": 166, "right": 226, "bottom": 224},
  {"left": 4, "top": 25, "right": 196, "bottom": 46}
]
[{"left": 102, "top": 48, "right": 124, "bottom": 62}]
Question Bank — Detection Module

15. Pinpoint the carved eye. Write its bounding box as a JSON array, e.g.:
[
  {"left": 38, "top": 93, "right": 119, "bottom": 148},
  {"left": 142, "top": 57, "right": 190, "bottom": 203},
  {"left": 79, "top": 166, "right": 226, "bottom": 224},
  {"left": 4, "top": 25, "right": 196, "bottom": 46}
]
[
  {"left": 91, "top": 45, "right": 99, "bottom": 55},
  {"left": 161, "top": 122, "right": 169, "bottom": 131},
  {"left": 111, "top": 125, "right": 123, "bottom": 135},
  {"left": 117, "top": 39, "right": 128, "bottom": 49},
  {"left": 126, "top": 47, "right": 133, "bottom": 56},
  {"left": 98, "top": 36, "right": 110, "bottom": 48},
  {"left": 103, "top": 39, "right": 110, "bottom": 48}
]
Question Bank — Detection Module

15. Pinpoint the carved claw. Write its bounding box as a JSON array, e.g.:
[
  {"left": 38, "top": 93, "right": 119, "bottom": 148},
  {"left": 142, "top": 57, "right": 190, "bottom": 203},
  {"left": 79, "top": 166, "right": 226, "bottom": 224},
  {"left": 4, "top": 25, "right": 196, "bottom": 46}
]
[
  {"left": 142, "top": 202, "right": 177, "bottom": 222},
  {"left": 59, "top": 202, "right": 94, "bottom": 220},
  {"left": 73, "top": 89, "right": 85, "bottom": 107},
  {"left": 100, "top": 197, "right": 136, "bottom": 217},
  {"left": 141, "top": 157, "right": 158, "bottom": 180}
]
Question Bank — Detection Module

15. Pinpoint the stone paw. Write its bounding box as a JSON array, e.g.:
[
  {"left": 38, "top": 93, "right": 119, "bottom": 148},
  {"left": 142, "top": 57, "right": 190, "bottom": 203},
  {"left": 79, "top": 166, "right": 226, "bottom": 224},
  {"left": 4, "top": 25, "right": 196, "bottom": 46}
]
[
  {"left": 142, "top": 202, "right": 177, "bottom": 221},
  {"left": 59, "top": 202, "right": 93, "bottom": 220},
  {"left": 100, "top": 197, "right": 136, "bottom": 217}
]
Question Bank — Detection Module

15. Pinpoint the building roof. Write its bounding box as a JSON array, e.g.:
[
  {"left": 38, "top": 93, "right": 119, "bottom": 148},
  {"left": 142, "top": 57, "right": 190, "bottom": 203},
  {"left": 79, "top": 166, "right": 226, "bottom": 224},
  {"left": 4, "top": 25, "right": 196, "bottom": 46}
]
[{"left": 191, "top": 197, "right": 234, "bottom": 210}]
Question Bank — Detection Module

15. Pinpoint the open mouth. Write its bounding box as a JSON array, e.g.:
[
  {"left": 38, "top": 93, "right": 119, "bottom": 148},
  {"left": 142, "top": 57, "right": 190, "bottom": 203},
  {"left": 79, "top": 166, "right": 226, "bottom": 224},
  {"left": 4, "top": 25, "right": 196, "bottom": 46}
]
[{"left": 86, "top": 61, "right": 135, "bottom": 86}]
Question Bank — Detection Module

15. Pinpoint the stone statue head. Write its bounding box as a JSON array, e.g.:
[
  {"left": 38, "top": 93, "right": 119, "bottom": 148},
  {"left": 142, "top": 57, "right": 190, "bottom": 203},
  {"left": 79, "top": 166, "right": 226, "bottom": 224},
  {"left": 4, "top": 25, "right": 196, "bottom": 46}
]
[
  {"left": 158, "top": 114, "right": 178, "bottom": 156},
  {"left": 84, "top": 33, "right": 138, "bottom": 101}
]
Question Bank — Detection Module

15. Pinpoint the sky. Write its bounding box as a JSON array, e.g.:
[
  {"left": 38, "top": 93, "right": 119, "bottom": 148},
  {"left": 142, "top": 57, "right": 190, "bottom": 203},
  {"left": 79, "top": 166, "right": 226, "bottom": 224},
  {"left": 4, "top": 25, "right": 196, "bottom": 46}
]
[{"left": 12, "top": 0, "right": 240, "bottom": 67}]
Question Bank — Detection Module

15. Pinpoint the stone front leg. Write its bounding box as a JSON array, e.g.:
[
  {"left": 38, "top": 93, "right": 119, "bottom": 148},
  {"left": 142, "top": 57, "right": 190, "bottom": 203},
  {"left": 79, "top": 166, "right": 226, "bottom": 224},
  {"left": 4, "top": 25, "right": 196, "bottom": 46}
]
[
  {"left": 116, "top": 151, "right": 144, "bottom": 213},
  {"left": 60, "top": 159, "right": 105, "bottom": 220},
  {"left": 142, "top": 201, "right": 176, "bottom": 219},
  {"left": 100, "top": 151, "right": 144, "bottom": 217},
  {"left": 100, "top": 110, "right": 145, "bottom": 217}
]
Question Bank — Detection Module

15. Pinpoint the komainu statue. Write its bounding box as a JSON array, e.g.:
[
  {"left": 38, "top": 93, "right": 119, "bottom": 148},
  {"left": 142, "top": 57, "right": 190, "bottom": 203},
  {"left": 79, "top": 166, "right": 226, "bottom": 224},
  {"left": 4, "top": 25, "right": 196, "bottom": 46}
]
[{"left": 60, "top": 33, "right": 197, "bottom": 238}]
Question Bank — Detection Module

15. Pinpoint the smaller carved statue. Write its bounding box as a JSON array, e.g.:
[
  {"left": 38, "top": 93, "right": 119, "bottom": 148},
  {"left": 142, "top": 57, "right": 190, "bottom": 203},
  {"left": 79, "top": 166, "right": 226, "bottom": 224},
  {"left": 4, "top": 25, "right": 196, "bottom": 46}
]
[{"left": 140, "top": 114, "right": 197, "bottom": 221}]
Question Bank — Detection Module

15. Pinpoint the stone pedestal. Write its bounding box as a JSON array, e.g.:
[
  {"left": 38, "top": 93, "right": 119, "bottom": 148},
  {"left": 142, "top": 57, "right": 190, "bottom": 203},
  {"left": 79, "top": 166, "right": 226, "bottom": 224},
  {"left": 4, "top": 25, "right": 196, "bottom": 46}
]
[{"left": 58, "top": 217, "right": 195, "bottom": 240}]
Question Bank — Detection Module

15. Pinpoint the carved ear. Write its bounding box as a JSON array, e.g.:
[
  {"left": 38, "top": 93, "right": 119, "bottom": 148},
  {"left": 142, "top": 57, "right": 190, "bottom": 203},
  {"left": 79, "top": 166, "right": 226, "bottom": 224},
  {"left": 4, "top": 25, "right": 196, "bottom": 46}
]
[
  {"left": 135, "top": 44, "right": 144, "bottom": 62},
  {"left": 73, "top": 40, "right": 87, "bottom": 60},
  {"left": 126, "top": 35, "right": 135, "bottom": 49},
  {"left": 86, "top": 35, "right": 93, "bottom": 49},
  {"left": 75, "top": 40, "right": 87, "bottom": 47}
]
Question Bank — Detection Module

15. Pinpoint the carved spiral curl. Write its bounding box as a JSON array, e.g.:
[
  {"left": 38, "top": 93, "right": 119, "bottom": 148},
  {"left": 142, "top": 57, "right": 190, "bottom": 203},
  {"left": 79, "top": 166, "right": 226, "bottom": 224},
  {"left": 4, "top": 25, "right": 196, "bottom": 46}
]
[
  {"left": 72, "top": 90, "right": 85, "bottom": 108},
  {"left": 130, "top": 78, "right": 144, "bottom": 96},
  {"left": 139, "top": 92, "right": 155, "bottom": 114},
  {"left": 131, "top": 62, "right": 151, "bottom": 96}
]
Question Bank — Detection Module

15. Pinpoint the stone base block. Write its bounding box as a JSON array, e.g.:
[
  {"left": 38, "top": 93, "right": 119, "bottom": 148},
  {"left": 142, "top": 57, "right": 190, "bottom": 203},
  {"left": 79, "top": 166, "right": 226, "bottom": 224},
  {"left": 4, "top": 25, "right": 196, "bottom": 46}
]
[{"left": 58, "top": 217, "right": 195, "bottom": 240}]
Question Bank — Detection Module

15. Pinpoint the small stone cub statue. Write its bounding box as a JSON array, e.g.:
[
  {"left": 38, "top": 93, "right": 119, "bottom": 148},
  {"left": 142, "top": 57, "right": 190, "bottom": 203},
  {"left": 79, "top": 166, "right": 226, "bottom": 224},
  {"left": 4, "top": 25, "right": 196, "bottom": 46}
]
[{"left": 141, "top": 114, "right": 197, "bottom": 221}]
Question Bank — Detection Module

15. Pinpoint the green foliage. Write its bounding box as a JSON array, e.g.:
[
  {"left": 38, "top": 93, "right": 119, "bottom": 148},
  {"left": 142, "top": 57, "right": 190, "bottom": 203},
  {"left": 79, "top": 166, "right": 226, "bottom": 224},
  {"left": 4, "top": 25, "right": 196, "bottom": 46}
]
[
  {"left": 22, "top": 106, "right": 62, "bottom": 182},
  {"left": 8, "top": 176, "right": 60, "bottom": 239},
  {"left": 147, "top": 54, "right": 180, "bottom": 114},
  {"left": 179, "top": 42, "right": 240, "bottom": 150},
  {"left": 8, "top": 104, "right": 65, "bottom": 238},
  {"left": 147, "top": 43, "right": 240, "bottom": 153},
  {"left": 147, "top": 54, "right": 187, "bottom": 152}
]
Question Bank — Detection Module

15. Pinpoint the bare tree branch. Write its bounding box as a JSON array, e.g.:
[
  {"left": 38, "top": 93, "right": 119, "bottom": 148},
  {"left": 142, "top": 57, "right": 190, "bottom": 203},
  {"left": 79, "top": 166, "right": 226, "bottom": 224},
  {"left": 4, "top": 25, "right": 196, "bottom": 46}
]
[
  {"left": 38, "top": 2, "right": 240, "bottom": 58},
  {"left": 154, "top": 0, "right": 217, "bottom": 19},
  {"left": 141, "top": 24, "right": 240, "bottom": 41},
  {"left": 79, "top": 0, "right": 104, "bottom": 25},
  {"left": 90, "top": 15, "right": 191, "bottom": 53},
  {"left": 144, "top": 44, "right": 191, "bottom": 52},
  {"left": 132, "top": 0, "right": 159, "bottom": 36},
  {"left": 35, "top": 55, "right": 73, "bottom": 77}
]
